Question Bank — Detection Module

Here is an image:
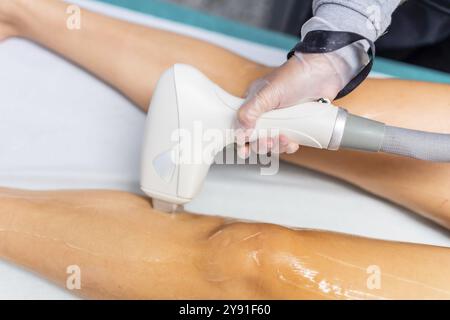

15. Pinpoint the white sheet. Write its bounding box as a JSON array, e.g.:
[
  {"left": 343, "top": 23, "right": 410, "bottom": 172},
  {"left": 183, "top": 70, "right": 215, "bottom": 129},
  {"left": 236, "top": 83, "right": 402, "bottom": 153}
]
[{"left": 0, "top": 0, "right": 449, "bottom": 299}]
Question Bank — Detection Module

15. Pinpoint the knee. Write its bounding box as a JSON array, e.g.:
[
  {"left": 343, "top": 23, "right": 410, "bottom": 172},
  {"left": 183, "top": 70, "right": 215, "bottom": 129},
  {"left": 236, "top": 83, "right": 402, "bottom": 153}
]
[
  {"left": 203, "top": 222, "right": 266, "bottom": 269},
  {"left": 198, "top": 221, "right": 290, "bottom": 297}
]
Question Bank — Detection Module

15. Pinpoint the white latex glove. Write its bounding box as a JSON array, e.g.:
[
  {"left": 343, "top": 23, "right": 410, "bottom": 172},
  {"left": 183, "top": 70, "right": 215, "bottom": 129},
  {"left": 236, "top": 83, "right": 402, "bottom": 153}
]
[{"left": 236, "top": 49, "right": 358, "bottom": 158}]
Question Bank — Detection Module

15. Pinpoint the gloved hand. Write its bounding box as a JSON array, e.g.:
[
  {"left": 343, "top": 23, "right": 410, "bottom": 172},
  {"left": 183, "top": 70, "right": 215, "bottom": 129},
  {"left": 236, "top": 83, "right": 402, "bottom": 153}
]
[{"left": 236, "top": 47, "right": 360, "bottom": 158}]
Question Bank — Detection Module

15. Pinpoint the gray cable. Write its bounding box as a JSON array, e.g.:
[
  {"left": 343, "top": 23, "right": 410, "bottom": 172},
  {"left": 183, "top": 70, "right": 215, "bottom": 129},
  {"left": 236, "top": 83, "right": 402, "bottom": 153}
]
[{"left": 381, "top": 126, "right": 450, "bottom": 162}]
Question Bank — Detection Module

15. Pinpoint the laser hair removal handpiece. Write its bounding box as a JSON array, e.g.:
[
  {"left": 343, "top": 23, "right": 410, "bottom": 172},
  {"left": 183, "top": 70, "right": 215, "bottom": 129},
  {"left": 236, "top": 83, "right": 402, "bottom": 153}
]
[{"left": 141, "top": 64, "right": 450, "bottom": 212}]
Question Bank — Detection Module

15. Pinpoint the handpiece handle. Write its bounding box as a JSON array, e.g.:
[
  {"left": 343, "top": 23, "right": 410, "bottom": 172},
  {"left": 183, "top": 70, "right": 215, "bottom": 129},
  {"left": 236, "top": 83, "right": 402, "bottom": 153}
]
[
  {"left": 252, "top": 101, "right": 340, "bottom": 149},
  {"left": 214, "top": 84, "right": 340, "bottom": 150}
]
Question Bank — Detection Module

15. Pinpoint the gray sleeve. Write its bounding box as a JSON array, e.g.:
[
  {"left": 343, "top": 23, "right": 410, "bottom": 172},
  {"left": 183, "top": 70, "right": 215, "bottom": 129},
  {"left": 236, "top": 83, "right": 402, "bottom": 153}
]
[
  {"left": 309, "top": 0, "right": 404, "bottom": 41},
  {"left": 296, "top": 1, "right": 404, "bottom": 86}
]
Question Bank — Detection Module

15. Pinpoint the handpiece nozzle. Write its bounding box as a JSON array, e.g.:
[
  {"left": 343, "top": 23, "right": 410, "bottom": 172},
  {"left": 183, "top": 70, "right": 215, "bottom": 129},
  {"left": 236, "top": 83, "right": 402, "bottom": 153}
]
[{"left": 152, "top": 199, "right": 183, "bottom": 213}]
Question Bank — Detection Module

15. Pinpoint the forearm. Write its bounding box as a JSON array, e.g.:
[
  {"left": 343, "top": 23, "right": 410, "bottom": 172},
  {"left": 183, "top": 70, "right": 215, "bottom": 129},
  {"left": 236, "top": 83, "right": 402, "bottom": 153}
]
[
  {"left": 11, "top": 0, "right": 267, "bottom": 110},
  {"left": 0, "top": 188, "right": 449, "bottom": 299}
]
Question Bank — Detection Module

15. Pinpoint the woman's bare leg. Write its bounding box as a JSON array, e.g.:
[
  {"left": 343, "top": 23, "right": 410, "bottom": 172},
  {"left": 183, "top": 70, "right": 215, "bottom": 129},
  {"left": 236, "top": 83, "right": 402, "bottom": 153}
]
[
  {"left": 3, "top": 0, "right": 269, "bottom": 109},
  {"left": 0, "top": 187, "right": 449, "bottom": 299},
  {"left": 2, "top": 1, "right": 450, "bottom": 228},
  {"left": 283, "top": 80, "right": 450, "bottom": 229}
]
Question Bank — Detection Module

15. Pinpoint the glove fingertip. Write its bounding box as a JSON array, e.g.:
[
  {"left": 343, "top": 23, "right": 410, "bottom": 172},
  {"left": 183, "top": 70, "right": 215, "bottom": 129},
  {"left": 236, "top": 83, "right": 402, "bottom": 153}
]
[
  {"left": 237, "top": 145, "right": 250, "bottom": 159},
  {"left": 237, "top": 103, "right": 257, "bottom": 129},
  {"left": 286, "top": 143, "right": 300, "bottom": 154}
]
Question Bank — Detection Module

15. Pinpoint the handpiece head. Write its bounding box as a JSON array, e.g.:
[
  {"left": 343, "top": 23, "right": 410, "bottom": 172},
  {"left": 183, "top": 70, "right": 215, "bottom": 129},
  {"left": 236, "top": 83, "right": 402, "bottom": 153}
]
[{"left": 140, "top": 64, "right": 238, "bottom": 208}]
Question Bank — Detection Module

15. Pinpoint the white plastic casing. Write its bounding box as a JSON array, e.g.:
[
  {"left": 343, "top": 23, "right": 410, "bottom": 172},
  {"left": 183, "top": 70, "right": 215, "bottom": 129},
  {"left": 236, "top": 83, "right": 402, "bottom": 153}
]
[{"left": 141, "top": 64, "right": 340, "bottom": 205}]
